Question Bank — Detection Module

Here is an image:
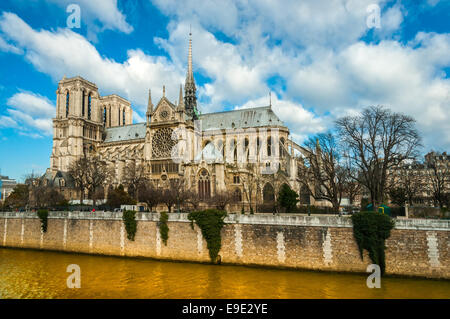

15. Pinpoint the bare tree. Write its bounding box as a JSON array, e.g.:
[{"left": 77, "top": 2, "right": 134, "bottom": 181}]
[
  {"left": 208, "top": 191, "right": 233, "bottom": 210},
  {"left": 68, "top": 157, "right": 90, "bottom": 205},
  {"left": 85, "top": 156, "right": 114, "bottom": 207},
  {"left": 160, "top": 178, "right": 187, "bottom": 213},
  {"left": 184, "top": 190, "right": 202, "bottom": 211},
  {"left": 297, "top": 132, "right": 346, "bottom": 212},
  {"left": 240, "top": 163, "right": 262, "bottom": 213},
  {"left": 69, "top": 156, "right": 114, "bottom": 206},
  {"left": 123, "top": 161, "right": 147, "bottom": 199},
  {"left": 137, "top": 180, "right": 162, "bottom": 212},
  {"left": 336, "top": 106, "right": 421, "bottom": 208},
  {"left": 425, "top": 152, "right": 450, "bottom": 208}
]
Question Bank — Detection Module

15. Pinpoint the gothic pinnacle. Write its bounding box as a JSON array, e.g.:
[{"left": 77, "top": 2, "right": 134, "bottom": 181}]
[{"left": 147, "top": 89, "right": 153, "bottom": 113}]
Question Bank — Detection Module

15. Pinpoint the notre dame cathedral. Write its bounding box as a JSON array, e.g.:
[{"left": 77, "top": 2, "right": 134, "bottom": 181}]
[{"left": 46, "top": 34, "right": 317, "bottom": 212}]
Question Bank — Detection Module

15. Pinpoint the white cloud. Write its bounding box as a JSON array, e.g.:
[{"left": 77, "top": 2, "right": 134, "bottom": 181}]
[
  {"left": 48, "top": 0, "right": 133, "bottom": 39},
  {"left": 7, "top": 91, "right": 55, "bottom": 118},
  {"left": 288, "top": 34, "right": 450, "bottom": 149},
  {"left": 2, "top": 91, "right": 55, "bottom": 136},
  {"left": 1, "top": 3, "right": 449, "bottom": 152},
  {"left": 152, "top": 0, "right": 386, "bottom": 48},
  {"left": 235, "top": 94, "right": 328, "bottom": 144},
  {"left": 0, "top": 115, "right": 18, "bottom": 128},
  {"left": 0, "top": 12, "right": 183, "bottom": 116},
  {"left": 0, "top": 35, "right": 23, "bottom": 54}
]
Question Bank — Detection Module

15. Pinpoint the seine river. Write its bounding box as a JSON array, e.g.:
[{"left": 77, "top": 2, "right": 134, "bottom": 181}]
[{"left": 0, "top": 248, "right": 448, "bottom": 299}]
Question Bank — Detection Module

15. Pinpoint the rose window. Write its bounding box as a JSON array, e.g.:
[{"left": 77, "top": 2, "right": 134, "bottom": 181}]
[{"left": 152, "top": 127, "right": 176, "bottom": 158}]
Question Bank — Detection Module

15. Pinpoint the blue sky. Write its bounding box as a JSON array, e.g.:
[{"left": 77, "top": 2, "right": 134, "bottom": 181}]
[{"left": 0, "top": 0, "right": 449, "bottom": 182}]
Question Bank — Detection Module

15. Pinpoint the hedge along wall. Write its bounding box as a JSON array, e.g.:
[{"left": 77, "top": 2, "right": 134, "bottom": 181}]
[{"left": 0, "top": 212, "right": 448, "bottom": 279}]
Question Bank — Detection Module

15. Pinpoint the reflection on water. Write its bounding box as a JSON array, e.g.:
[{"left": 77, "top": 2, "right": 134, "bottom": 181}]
[{"left": 0, "top": 248, "right": 449, "bottom": 299}]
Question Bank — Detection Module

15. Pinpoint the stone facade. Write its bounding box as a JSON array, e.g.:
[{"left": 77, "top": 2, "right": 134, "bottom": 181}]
[
  {"left": 47, "top": 35, "right": 322, "bottom": 211},
  {"left": 1, "top": 212, "right": 448, "bottom": 279}
]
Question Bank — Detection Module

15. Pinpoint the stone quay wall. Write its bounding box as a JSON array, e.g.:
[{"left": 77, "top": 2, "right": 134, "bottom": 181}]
[{"left": 0, "top": 212, "right": 448, "bottom": 279}]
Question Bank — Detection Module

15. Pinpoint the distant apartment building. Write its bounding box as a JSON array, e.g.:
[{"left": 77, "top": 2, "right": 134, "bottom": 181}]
[
  {"left": 0, "top": 175, "right": 17, "bottom": 202},
  {"left": 387, "top": 151, "right": 450, "bottom": 207}
]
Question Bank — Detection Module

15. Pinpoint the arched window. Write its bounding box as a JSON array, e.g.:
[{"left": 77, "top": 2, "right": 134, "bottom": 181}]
[
  {"left": 198, "top": 169, "right": 211, "bottom": 200},
  {"left": 103, "top": 107, "right": 107, "bottom": 126},
  {"left": 267, "top": 137, "right": 272, "bottom": 156},
  {"left": 256, "top": 137, "right": 260, "bottom": 157},
  {"left": 118, "top": 109, "right": 121, "bottom": 126},
  {"left": 233, "top": 139, "right": 237, "bottom": 162},
  {"left": 263, "top": 183, "right": 275, "bottom": 203},
  {"left": 233, "top": 188, "right": 242, "bottom": 202},
  {"left": 66, "top": 91, "right": 70, "bottom": 117},
  {"left": 82, "top": 91, "right": 85, "bottom": 117},
  {"left": 87, "top": 94, "right": 92, "bottom": 120},
  {"left": 244, "top": 138, "right": 249, "bottom": 161},
  {"left": 123, "top": 110, "right": 125, "bottom": 125}
]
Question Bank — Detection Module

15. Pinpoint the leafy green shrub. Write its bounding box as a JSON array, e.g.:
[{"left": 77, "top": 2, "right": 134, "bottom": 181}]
[
  {"left": 188, "top": 209, "right": 227, "bottom": 263},
  {"left": 37, "top": 209, "right": 48, "bottom": 233},
  {"left": 351, "top": 211, "right": 395, "bottom": 275},
  {"left": 122, "top": 210, "right": 137, "bottom": 241},
  {"left": 159, "top": 211, "right": 169, "bottom": 245}
]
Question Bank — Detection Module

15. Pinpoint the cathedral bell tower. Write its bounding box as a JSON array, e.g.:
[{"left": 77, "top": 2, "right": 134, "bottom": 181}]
[
  {"left": 184, "top": 31, "right": 199, "bottom": 120},
  {"left": 51, "top": 76, "right": 103, "bottom": 173}
]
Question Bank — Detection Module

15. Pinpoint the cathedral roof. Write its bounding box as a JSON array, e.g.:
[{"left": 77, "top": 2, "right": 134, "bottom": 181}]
[
  {"left": 103, "top": 123, "right": 146, "bottom": 143},
  {"left": 198, "top": 106, "right": 285, "bottom": 131}
]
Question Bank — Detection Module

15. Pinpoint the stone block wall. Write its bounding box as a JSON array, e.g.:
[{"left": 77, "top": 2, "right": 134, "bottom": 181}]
[{"left": 0, "top": 212, "right": 448, "bottom": 279}]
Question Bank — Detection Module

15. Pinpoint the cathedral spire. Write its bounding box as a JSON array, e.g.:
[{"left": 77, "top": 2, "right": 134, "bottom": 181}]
[
  {"left": 184, "top": 30, "right": 198, "bottom": 120},
  {"left": 187, "top": 30, "right": 193, "bottom": 82}
]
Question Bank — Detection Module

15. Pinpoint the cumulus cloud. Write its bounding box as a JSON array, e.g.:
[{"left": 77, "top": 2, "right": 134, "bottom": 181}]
[
  {"left": 156, "top": 22, "right": 271, "bottom": 110},
  {"left": 287, "top": 33, "right": 450, "bottom": 148},
  {"left": 7, "top": 91, "right": 55, "bottom": 118},
  {"left": 0, "top": 12, "right": 183, "bottom": 117},
  {"left": 0, "top": 35, "right": 23, "bottom": 54},
  {"left": 0, "top": 2, "right": 449, "bottom": 152},
  {"left": 235, "top": 94, "right": 328, "bottom": 144},
  {"left": 48, "top": 0, "right": 133, "bottom": 40},
  {"left": 152, "top": 0, "right": 388, "bottom": 48},
  {"left": 0, "top": 115, "right": 18, "bottom": 128},
  {"left": 2, "top": 91, "right": 55, "bottom": 137}
]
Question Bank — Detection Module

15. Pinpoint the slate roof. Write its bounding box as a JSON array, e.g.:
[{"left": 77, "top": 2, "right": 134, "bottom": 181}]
[
  {"left": 104, "top": 123, "right": 146, "bottom": 143},
  {"left": 41, "top": 169, "right": 75, "bottom": 188},
  {"left": 103, "top": 106, "right": 284, "bottom": 143},
  {"left": 198, "top": 106, "right": 285, "bottom": 131}
]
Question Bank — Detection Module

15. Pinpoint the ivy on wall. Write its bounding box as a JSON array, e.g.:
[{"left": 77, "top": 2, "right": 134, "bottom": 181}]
[
  {"left": 37, "top": 209, "right": 48, "bottom": 233},
  {"left": 122, "top": 210, "right": 137, "bottom": 241},
  {"left": 351, "top": 211, "right": 395, "bottom": 275},
  {"left": 159, "top": 212, "right": 169, "bottom": 246},
  {"left": 188, "top": 209, "right": 227, "bottom": 263}
]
